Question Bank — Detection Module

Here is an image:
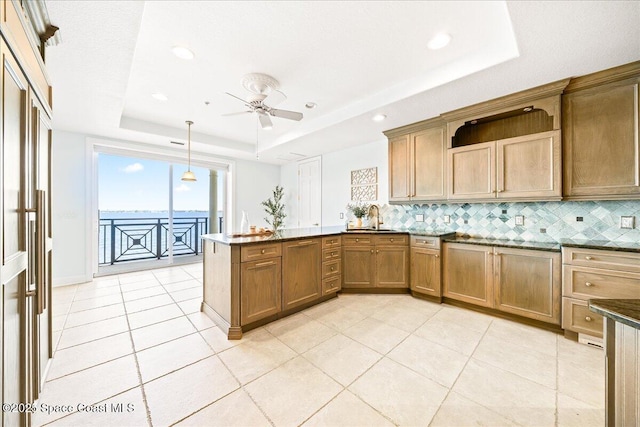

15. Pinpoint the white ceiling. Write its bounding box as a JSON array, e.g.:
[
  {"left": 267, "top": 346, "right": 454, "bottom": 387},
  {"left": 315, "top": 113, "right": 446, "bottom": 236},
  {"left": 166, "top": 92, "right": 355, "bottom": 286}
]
[{"left": 45, "top": 1, "right": 640, "bottom": 165}]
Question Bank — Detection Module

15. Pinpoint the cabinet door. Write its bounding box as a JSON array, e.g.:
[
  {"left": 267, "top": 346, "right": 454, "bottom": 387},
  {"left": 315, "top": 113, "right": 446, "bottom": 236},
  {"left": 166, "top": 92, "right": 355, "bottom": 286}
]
[
  {"left": 413, "top": 127, "right": 446, "bottom": 200},
  {"left": 376, "top": 246, "right": 409, "bottom": 288},
  {"left": 443, "top": 243, "right": 493, "bottom": 307},
  {"left": 494, "top": 248, "right": 561, "bottom": 324},
  {"left": 240, "top": 258, "right": 282, "bottom": 325},
  {"left": 282, "top": 239, "right": 321, "bottom": 310},
  {"left": 497, "top": 130, "right": 561, "bottom": 199},
  {"left": 448, "top": 141, "right": 495, "bottom": 200},
  {"left": 563, "top": 77, "right": 640, "bottom": 198},
  {"left": 388, "top": 134, "right": 411, "bottom": 202},
  {"left": 410, "top": 248, "right": 441, "bottom": 297},
  {"left": 342, "top": 246, "right": 375, "bottom": 288}
]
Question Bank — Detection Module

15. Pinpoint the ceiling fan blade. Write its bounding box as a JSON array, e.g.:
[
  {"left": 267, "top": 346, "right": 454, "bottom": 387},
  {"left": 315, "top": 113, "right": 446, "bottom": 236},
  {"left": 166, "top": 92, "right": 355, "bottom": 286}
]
[
  {"left": 270, "top": 109, "right": 303, "bottom": 121},
  {"left": 263, "top": 89, "right": 286, "bottom": 107},
  {"left": 258, "top": 113, "right": 273, "bottom": 129},
  {"left": 221, "top": 111, "right": 252, "bottom": 116},
  {"left": 225, "top": 92, "right": 249, "bottom": 105}
]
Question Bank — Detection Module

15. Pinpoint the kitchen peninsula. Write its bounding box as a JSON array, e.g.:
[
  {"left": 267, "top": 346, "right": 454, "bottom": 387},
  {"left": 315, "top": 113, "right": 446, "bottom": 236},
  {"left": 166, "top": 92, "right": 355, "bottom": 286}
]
[{"left": 201, "top": 227, "right": 453, "bottom": 339}]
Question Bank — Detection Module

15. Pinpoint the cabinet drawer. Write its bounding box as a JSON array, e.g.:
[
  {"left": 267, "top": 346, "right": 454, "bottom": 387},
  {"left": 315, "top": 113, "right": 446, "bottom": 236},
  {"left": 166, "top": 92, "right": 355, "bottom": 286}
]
[
  {"left": 374, "top": 234, "right": 408, "bottom": 246},
  {"left": 410, "top": 235, "right": 440, "bottom": 249},
  {"left": 241, "top": 243, "right": 282, "bottom": 262},
  {"left": 322, "top": 260, "right": 341, "bottom": 278},
  {"left": 322, "top": 248, "right": 341, "bottom": 261},
  {"left": 563, "top": 265, "right": 640, "bottom": 299},
  {"left": 322, "top": 276, "right": 341, "bottom": 295},
  {"left": 342, "top": 235, "right": 374, "bottom": 246},
  {"left": 562, "top": 298, "right": 603, "bottom": 337},
  {"left": 562, "top": 247, "right": 640, "bottom": 273},
  {"left": 322, "top": 236, "right": 342, "bottom": 247}
]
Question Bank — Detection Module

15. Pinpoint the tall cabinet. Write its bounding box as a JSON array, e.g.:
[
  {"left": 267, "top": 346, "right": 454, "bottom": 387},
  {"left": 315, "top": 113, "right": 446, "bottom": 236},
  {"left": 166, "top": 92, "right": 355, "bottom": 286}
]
[{"left": 1, "top": 2, "right": 56, "bottom": 426}]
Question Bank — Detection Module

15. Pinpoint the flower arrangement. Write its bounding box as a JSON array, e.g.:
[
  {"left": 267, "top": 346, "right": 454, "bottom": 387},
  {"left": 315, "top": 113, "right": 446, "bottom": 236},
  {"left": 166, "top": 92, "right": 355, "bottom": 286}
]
[
  {"left": 262, "top": 185, "right": 286, "bottom": 232},
  {"left": 346, "top": 202, "right": 370, "bottom": 218}
]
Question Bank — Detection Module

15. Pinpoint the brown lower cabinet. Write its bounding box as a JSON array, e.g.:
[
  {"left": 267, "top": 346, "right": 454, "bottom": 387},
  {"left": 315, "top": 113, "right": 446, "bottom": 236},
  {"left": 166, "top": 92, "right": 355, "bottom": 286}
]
[
  {"left": 282, "top": 238, "right": 322, "bottom": 310},
  {"left": 342, "top": 234, "right": 409, "bottom": 289},
  {"left": 240, "top": 257, "right": 282, "bottom": 325},
  {"left": 443, "top": 243, "right": 561, "bottom": 324},
  {"left": 410, "top": 236, "right": 443, "bottom": 297}
]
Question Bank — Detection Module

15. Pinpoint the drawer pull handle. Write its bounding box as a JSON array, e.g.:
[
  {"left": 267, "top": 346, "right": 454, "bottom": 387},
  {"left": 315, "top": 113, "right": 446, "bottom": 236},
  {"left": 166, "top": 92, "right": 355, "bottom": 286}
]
[
  {"left": 585, "top": 316, "right": 592, "bottom": 322},
  {"left": 585, "top": 282, "right": 593, "bottom": 287},
  {"left": 255, "top": 261, "right": 275, "bottom": 267},
  {"left": 585, "top": 256, "right": 593, "bottom": 260},
  {"left": 419, "top": 240, "right": 426, "bottom": 244},
  {"left": 261, "top": 249, "right": 266, "bottom": 254}
]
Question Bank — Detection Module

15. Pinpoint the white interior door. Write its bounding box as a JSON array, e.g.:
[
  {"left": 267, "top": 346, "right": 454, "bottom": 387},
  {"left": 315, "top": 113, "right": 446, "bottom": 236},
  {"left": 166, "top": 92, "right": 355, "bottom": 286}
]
[{"left": 298, "top": 157, "right": 322, "bottom": 227}]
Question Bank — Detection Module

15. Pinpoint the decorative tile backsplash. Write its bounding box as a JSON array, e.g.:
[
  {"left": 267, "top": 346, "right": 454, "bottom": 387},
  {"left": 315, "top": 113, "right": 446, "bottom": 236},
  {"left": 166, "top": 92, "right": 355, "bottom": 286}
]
[{"left": 380, "top": 200, "right": 640, "bottom": 243}]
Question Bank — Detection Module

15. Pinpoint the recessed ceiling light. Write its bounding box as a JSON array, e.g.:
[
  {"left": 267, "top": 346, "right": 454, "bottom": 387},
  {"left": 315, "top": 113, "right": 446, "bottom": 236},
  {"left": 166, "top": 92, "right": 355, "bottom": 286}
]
[
  {"left": 372, "top": 114, "right": 387, "bottom": 122},
  {"left": 152, "top": 92, "right": 168, "bottom": 101},
  {"left": 427, "top": 33, "right": 451, "bottom": 50},
  {"left": 171, "top": 45, "right": 194, "bottom": 60},
  {"left": 305, "top": 102, "right": 317, "bottom": 109}
]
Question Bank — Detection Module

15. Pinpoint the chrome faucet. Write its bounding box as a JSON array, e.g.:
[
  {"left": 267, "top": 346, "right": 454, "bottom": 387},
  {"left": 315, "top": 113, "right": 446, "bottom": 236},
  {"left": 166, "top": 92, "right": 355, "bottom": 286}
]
[{"left": 368, "top": 204, "right": 383, "bottom": 230}]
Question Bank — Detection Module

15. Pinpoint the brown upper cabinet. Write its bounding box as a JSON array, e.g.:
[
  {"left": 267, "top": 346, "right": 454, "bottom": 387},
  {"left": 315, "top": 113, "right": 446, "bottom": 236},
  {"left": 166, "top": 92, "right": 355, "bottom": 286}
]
[
  {"left": 385, "top": 118, "right": 446, "bottom": 203},
  {"left": 563, "top": 62, "right": 640, "bottom": 200}
]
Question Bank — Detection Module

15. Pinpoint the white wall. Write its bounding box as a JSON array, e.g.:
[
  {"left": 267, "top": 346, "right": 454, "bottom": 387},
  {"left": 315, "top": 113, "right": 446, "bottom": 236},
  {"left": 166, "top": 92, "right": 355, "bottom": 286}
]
[
  {"left": 280, "top": 138, "right": 388, "bottom": 227},
  {"left": 233, "top": 159, "right": 281, "bottom": 230}
]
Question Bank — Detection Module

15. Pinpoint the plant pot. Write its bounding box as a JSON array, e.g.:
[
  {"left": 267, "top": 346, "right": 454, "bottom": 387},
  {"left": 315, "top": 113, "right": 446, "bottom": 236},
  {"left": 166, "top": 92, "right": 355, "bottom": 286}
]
[{"left": 356, "top": 217, "right": 363, "bottom": 228}]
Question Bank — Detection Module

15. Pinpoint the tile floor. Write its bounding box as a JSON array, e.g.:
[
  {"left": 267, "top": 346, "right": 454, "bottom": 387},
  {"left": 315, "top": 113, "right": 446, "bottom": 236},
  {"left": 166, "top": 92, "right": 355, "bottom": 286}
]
[{"left": 36, "top": 263, "right": 605, "bottom": 426}]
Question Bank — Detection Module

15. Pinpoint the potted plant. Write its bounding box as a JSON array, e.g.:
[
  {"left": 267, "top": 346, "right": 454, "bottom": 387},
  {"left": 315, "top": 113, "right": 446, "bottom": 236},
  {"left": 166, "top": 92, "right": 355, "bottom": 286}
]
[
  {"left": 262, "top": 185, "right": 287, "bottom": 232},
  {"left": 346, "top": 202, "right": 370, "bottom": 228}
]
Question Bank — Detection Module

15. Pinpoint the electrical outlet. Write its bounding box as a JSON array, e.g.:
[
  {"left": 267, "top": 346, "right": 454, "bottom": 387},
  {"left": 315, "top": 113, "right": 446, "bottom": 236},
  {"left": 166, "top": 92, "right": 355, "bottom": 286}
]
[
  {"left": 443, "top": 215, "right": 450, "bottom": 224},
  {"left": 621, "top": 216, "right": 635, "bottom": 229},
  {"left": 515, "top": 215, "right": 524, "bottom": 226},
  {"left": 415, "top": 214, "right": 424, "bottom": 222},
  {"left": 339, "top": 212, "right": 344, "bottom": 219}
]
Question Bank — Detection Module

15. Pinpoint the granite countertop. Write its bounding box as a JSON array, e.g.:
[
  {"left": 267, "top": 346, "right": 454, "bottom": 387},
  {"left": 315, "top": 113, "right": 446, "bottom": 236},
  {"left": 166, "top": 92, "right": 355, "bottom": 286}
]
[
  {"left": 589, "top": 299, "right": 640, "bottom": 330},
  {"left": 560, "top": 239, "right": 640, "bottom": 253},
  {"left": 443, "top": 235, "right": 562, "bottom": 252}
]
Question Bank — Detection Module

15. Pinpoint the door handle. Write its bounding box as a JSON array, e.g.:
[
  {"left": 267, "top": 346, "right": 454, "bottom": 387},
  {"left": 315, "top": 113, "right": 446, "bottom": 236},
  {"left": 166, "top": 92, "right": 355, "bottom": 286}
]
[{"left": 36, "top": 190, "right": 46, "bottom": 314}]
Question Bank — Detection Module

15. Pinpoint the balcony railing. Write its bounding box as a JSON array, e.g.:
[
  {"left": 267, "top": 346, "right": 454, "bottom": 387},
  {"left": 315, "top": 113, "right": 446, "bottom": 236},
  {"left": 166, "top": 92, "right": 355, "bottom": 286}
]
[{"left": 98, "top": 217, "right": 209, "bottom": 265}]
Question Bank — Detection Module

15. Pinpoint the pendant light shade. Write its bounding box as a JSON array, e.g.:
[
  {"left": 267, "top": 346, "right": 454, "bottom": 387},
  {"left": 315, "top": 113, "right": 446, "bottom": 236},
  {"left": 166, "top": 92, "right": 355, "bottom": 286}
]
[{"left": 181, "top": 120, "right": 196, "bottom": 181}]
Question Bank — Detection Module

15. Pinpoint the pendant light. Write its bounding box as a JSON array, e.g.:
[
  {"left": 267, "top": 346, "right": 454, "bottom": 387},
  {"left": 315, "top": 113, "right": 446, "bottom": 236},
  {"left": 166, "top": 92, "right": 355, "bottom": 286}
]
[{"left": 181, "top": 120, "right": 196, "bottom": 181}]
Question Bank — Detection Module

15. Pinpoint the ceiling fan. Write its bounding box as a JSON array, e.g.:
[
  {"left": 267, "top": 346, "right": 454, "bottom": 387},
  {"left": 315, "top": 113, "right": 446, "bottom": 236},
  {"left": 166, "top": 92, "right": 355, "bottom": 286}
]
[{"left": 223, "top": 73, "right": 303, "bottom": 129}]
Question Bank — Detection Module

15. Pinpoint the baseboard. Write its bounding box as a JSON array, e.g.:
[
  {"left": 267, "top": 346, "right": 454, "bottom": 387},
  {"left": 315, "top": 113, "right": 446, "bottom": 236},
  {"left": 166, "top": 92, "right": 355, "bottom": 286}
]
[{"left": 52, "top": 274, "right": 91, "bottom": 287}]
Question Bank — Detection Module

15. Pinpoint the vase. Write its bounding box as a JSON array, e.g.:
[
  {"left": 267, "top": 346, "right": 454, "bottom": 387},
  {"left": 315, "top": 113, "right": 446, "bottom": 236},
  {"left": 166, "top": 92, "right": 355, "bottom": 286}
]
[
  {"left": 356, "top": 217, "right": 362, "bottom": 228},
  {"left": 240, "top": 211, "right": 249, "bottom": 234}
]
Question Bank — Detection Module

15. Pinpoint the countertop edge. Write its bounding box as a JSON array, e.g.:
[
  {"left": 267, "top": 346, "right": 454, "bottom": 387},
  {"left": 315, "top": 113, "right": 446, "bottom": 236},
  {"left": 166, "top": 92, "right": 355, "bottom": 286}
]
[{"left": 589, "top": 299, "right": 640, "bottom": 330}]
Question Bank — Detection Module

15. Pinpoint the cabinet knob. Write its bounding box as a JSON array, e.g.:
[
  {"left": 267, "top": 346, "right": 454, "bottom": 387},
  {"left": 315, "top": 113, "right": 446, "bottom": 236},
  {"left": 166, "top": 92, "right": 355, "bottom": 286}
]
[
  {"left": 331, "top": 252, "right": 335, "bottom": 256},
  {"left": 435, "top": 254, "right": 439, "bottom": 258},
  {"left": 390, "top": 238, "right": 394, "bottom": 242},
  {"left": 330, "top": 266, "right": 335, "bottom": 271},
  {"left": 261, "top": 249, "right": 265, "bottom": 254},
  {"left": 370, "top": 249, "right": 374, "bottom": 254},
  {"left": 487, "top": 251, "right": 492, "bottom": 255},
  {"left": 356, "top": 238, "right": 359, "bottom": 242},
  {"left": 585, "top": 282, "right": 593, "bottom": 287},
  {"left": 376, "top": 250, "right": 379, "bottom": 254},
  {"left": 585, "top": 316, "right": 592, "bottom": 322},
  {"left": 585, "top": 256, "right": 593, "bottom": 260}
]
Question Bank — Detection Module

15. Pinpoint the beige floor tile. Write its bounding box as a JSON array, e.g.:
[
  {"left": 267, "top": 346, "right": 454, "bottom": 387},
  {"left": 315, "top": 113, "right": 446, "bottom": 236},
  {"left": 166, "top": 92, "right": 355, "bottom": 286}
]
[
  {"left": 73, "top": 284, "right": 122, "bottom": 301},
  {"left": 33, "top": 356, "right": 139, "bottom": 426},
  {"left": 187, "top": 311, "right": 216, "bottom": 331},
  {"left": 370, "top": 301, "right": 437, "bottom": 332},
  {"left": 303, "top": 334, "right": 382, "bottom": 386},
  {"left": 119, "top": 278, "right": 161, "bottom": 293},
  {"left": 245, "top": 356, "right": 342, "bottom": 427},
  {"left": 302, "top": 390, "right": 394, "bottom": 427},
  {"left": 558, "top": 353, "right": 604, "bottom": 407},
  {"left": 265, "top": 312, "right": 336, "bottom": 353},
  {"left": 485, "top": 317, "right": 558, "bottom": 357},
  {"left": 52, "top": 284, "right": 79, "bottom": 295},
  {"left": 387, "top": 334, "right": 469, "bottom": 388},
  {"left": 200, "top": 326, "right": 242, "bottom": 353},
  {"left": 79, "top": 277, "right": 119, "bottom": 289},
  {"left": 162, "top": 278, "right": 202, "bottom": 293},
  {"left": 217, "top": 328, "right": 297, "bottom": 384},
  {"left": 430, "top": 391, "right": 520, "bottom": 426},
  {"left": 429, "top": 305, "right": 494, "bottom": 333},
  {"left": 338, "top": 294, "right": 406, "bottom": 316},
  {"left": 47, "top": 332, "right": 133, "bottom": 380},
  {"left": 557, "top": 335, "right": 604, "bottom": 373},
  {"left": 47, "top": 387, "right": 148, "bottom": 427},
  {"left": 124, "top": 293, "right": 174, "bottom": 314},
  {"left": 414, "top": 316, "right": 486, "bottom": 356},
  {"left": 155, "top": 270, "right": 193, "bottom": 284},
  {"left": 64, "top": 303, "right": 126, "bottom": 328},
  {"left": 121, "top": 285, "right": 166, "bottom": 302},
  {"left": 176, "top": 388, "right": 270, "bottom": 427},
  {"left": 52, "top": 314, "right": 67, "bottom": 332},
  {"left": 556, "top": 392, "right": 605, "bottom": 427},
  {"left": 168, "top": 286, "right": 202, "bottom": 302},
  {"left": 473, "top": 333, "right": 557, "bottom": 389},
  {"left": 52, "top": 292, "right": 76, "bottom": 306},
  {"left": 52, "top": 302, "right": 72, "bottom": 317},
  {"left": 177, "top": 297, "right": 202, "bottom": 314},
  {"left": 452, "top": 358, "right": 556, "bottom": 426},
  {"left": 118, "top": 271, "right": 156, "bottom": 284},
  {"left": 68, "top": 293, "right": 123, "bottom": 313},
  {"left": 349, "top": 357, "right": 448, "bottom": 426},
  {"left": 343, "top": 317, "right": 409, "bottom": 354},
  {"left": 145, "top": 356, "right": 238, "bottom": 426},
  {"left": 137, "top": 333, "right": 214, "bottom": 382},
  {"left": 57, "top": 316, "right": 129, "bottom": 349},
  {"left": 126, "top": 303, "right": 184, "bottom": 330},
  {"left": 130, "top": 316, "right": 197, "bottom": 351}
]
